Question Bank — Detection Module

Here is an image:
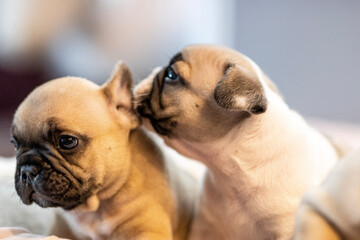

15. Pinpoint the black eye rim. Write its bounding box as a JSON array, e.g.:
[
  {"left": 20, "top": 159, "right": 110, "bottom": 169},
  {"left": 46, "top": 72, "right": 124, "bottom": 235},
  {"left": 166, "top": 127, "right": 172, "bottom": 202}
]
[
  {"left": 58, "top": 135, "right": 78, "bottom": 150},
  {"left": 164, "top": 66, "right": 179, "bottom": 83},
  {"left": 10, "top": 137, "right": 18, "bottom": 149}
]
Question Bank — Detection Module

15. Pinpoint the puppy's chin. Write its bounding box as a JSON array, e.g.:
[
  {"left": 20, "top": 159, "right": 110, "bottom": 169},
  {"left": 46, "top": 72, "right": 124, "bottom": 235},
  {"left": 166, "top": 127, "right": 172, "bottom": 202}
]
[
  {"left": 34, "top": 193, "right": 92, "bottom": 210},
  {"left": 17, "top": 187, "right": 92, "bottom": 210},
  {"left": 141, "top": 117, "right": 173, "bottom": 137},
  {"left": 32, "top": 192, "right": 76, "bottom": 209}
]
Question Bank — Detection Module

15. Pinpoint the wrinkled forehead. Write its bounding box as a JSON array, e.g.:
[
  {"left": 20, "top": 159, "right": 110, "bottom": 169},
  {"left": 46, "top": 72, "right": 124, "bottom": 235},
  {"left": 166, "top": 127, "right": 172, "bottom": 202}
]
[
  {"left": 13, "top": 78, "right": 111, "bottom": 136},
  {"left": 181, "top": 45, "right": 254, "bottom": 71}
]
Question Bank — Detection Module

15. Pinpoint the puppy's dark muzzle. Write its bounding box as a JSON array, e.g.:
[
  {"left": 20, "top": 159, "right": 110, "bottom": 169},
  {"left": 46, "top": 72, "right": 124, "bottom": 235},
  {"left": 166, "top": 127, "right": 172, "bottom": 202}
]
[
  {"left": 136, "top": 99, "right": 174, "bottom": 136},
  {"left": 15, "top": 152, "right": 71, "bottom": 207},
  {"left": 136, "top": 99, "right": 152, "bottom": 118},
  {"left": 16, "top": 153, "right": 43, "bottom": 204}
]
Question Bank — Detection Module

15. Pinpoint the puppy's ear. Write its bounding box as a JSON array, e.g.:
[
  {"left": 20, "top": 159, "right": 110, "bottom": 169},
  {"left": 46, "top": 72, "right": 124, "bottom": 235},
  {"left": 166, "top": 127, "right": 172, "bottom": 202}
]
[
  {"left": 214, "top": 63, "right": 267, "bottom": 114},
  {"left": 101, "top": 61, "right": 139, "bottom": 129}
]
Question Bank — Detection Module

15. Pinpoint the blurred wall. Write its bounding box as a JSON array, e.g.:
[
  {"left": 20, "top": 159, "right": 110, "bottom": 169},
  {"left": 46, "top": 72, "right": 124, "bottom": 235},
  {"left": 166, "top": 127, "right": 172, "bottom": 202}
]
[
  {"left": 2, "top": 0, "right": 359, "bottom": 123},
  {"left": 234, "top": 1, "right": 360, "bottom": 122},
  {"left": 48, "top": 0, "right": 236, "bottom": 83}
]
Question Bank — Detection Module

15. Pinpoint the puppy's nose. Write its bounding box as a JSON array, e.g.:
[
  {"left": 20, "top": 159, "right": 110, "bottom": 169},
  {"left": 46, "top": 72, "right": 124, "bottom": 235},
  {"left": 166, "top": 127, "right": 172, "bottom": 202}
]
[
  {"left": 136, "top": 103, "right": 151, "bottom": 117},
  {"left": 20, "top": 165, "right": 40, "bottom": 183},
  {"left": 136, "top": 104, "right": 146, "bottom": 115}
]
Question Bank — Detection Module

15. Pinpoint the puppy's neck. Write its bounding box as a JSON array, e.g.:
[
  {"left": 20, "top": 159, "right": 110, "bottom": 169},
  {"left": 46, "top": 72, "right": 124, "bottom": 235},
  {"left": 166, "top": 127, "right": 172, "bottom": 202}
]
[{"left": 165, "top": 91, "right": 311, "bottom": 186}]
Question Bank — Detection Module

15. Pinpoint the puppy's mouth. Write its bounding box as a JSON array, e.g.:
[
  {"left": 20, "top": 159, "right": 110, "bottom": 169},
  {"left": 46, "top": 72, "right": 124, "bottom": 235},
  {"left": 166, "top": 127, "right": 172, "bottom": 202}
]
[
  {"left": 135, "top": 70, "right": 178, "bottom": 136},
  {"left": 136, "top": 103, "right": 175, "bottom": 136},
  {"left": 149, "top": 117, "right": 173, "bottom": 136},
  {"left": 18, "top": 183, "right": 35, "bottom": 205}
]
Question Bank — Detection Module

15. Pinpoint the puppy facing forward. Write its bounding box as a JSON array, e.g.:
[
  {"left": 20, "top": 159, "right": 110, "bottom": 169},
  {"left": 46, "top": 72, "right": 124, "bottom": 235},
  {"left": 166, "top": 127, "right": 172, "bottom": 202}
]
[
  {"left": 11, "top": 62, "right": 196, "bottom": 240},
  {"left": 134, "top": 45, "right": 340, "bottom": 240}
]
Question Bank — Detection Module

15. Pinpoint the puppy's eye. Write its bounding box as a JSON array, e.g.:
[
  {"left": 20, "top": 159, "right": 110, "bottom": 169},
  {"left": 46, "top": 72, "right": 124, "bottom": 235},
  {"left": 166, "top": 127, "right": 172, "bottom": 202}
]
[
  {"left": 164, "top": 66, "right": 179, "bottom": 83},
  {"left": 59, "top": 135, "right": 78, "bottom": 150},
  {"left": 10, "top": 138, "right": 18, "bottom": 149}
]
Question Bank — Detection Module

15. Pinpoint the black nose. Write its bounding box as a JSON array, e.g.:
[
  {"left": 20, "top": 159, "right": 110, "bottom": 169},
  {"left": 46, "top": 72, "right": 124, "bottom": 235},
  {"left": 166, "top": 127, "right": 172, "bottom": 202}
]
[
  {"left": 136, "top": 103, "right": 151, "bottom": 117},
  {"left": 136, "top": 104, "right": 146, "bottom": 115},
  {"left": 20, "top": 165, "right": 40, "bottom": 183}
]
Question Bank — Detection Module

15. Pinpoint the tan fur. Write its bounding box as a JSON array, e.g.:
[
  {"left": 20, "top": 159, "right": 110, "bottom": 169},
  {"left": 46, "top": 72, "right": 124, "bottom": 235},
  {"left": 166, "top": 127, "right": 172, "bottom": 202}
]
[
  {"left": 293, "top": 205, "right": 341, "bottom": 240},
  {"left": 293, "top": 148, "right": 360, "bottom": 240},
  {"left": 12, "top": 63, "right": 196, "bottom": 239},
  {"left": 135, "top": 45, "right": 340, "bottom": 239},
  {"left": 326, "top": 136, "right": 351, "bottom": 159}
]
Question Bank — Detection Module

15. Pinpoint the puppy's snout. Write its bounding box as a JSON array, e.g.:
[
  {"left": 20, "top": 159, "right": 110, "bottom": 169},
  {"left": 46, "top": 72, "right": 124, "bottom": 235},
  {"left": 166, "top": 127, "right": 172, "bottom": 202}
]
[
  {"left": 17, "top": 153, "right": 42, "bottom": 183},
  {"left": 136, "top": 104, "right": 147, "bottom": 116},
  {"left": 20, "top": 164, "right": 40, "bottom": 183},
  {"left": 136, "top": 100, "right": 152, "bottom": 117},
  {"left": 16, "top": 153, "right": 43, "bottom": 205}
]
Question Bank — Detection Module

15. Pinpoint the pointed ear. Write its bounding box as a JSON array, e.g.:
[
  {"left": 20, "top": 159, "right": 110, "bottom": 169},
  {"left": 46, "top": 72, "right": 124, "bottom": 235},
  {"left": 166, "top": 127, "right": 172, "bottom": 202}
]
[
  {"left": 101, "top": 61, "right": 139, "bottom": 128},
  {"left": 214, "top": 62, "right": 267, "bottom": 114},
  {"left": 102, "top": 61, "right": 133, "bottom": 110}
]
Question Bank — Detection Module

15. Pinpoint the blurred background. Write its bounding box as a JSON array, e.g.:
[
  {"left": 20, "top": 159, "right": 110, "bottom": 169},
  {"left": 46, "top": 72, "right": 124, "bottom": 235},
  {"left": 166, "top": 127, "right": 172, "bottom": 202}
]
[{"left": 1, "top": 0, "right": 360, "bottom": 156}]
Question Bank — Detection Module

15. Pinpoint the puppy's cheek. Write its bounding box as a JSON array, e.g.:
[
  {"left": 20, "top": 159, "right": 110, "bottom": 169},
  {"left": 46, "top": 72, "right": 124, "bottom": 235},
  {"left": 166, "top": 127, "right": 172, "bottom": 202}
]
[{"left": 38, "top": 171, "right": 70, "bottom": 195}]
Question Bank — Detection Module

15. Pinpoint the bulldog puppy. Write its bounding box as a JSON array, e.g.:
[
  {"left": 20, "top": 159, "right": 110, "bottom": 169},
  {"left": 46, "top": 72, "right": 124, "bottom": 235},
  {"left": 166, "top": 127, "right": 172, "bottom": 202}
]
[
  {"left": 134, "top": 45, "right": 340, "bottom": 240},
  {"left": 293, "top": 148, "right": 360, "bottom": 240},
  {"left": 11, "top": 62, "right": 196, "bottom": 240}
]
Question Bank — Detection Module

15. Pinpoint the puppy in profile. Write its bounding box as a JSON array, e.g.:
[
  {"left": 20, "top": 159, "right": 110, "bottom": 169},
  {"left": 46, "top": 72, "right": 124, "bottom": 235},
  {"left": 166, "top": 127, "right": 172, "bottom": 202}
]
[
  {"left": 11, "top": 62, "right": 196, "bottom": 240},
  {"left": 134, "top": 45, "right": 340, "bottom": 239}
]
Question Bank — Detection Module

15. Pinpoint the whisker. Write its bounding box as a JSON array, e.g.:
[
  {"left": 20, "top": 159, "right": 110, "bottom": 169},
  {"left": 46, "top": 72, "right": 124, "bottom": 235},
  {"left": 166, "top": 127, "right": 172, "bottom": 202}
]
[
  {"left": 132, "top": 100, "right": 144, "bottom": 104},
  {"left": 134, "top": 93, "right": 150, "bottom": 97},
  {"left": 133, "top": 97, "right": 146, "bottom": 101},
  {"left": 134, "top": 95, "right": 149, "bottom": 100}
]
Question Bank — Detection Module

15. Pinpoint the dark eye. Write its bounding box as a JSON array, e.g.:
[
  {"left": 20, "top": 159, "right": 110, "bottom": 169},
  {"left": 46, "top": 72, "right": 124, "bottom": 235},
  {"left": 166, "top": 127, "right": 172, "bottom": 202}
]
[
  {"left": 10, "top": 138, "right": 18, "bottom": 149},
  {"left": 164, "top": 66, "right": 179, "bottom": 83},
  {"left": 59, "top": 135, "right": 78, "bottom": 150}
]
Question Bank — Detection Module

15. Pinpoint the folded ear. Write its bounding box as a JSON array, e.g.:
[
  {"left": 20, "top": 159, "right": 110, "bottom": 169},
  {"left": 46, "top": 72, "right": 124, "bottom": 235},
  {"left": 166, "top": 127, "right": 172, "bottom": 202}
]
[
  {"left": 101, "top": 61, "right": 139, "bottom": 128},
  {"left": 214, "top": 63, "right": 267, "bottom": 114}
]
